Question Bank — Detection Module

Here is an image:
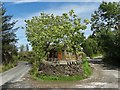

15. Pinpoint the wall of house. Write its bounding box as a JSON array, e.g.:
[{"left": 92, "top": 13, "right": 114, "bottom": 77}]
[{"left": 58, "top": 51, "right": 62, "bottom": 60}]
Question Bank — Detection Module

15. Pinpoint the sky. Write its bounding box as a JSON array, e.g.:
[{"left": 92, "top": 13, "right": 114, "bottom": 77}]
[{"left": 2, "top": 0, "right": 119, "bottom": 50}]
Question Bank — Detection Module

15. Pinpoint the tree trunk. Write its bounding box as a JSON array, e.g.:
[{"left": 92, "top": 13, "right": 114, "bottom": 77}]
[
  {"left": 72, "top": 46, "right": 78, "bottom": 60},
  {"left": 75, "top": 51, "right": 78, "bottom": 60}
]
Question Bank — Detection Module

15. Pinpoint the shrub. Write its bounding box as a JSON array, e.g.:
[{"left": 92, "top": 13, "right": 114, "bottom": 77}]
[{"left": 82, "top": 59, "right": 92, "bottom": 77}]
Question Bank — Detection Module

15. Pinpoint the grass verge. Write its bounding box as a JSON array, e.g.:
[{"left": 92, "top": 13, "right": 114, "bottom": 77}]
[
  {"left": 0, "top": 63, "right": 16, "bottom": 73},
  {"left": 82, "top": 59, "right": 92, "bottom": 77},
  {"left": 32, "top": 74, "right": 84, "bottom": 81},
  {"left": 30, "top": 59, "right": 92, "bottom": 81}
]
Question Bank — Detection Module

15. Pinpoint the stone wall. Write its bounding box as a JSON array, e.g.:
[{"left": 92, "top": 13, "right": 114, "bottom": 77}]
[{"left": 39, "top": 62, "right": 83, "bottom": 76}]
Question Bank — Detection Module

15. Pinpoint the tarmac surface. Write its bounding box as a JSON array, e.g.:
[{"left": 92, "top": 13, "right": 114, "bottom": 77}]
[{"left": 1, "top": 60, "right": 120, "bottom": 89}]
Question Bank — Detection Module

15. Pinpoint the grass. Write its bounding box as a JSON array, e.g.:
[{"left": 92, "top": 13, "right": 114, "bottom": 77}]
[
  {"left": 30, "top": 58, "right": 92, "bottom": 81},
  {"left": 82, "top": 59, "right": 92, "bottom": 77},
  {"left": 0, "top": 63, "right": 16, "bottom": 73},
  {"left": 0, "top": 65, "right": 3, "bottom": 73},
  {"left": 32, "top": 74, "right": 84, "bottom": 81}
]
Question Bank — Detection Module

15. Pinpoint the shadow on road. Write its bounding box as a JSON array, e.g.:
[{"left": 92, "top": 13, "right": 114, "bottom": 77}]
[
  {"left": 89, "top": 58, "right": 119, "bottom": 70},
  {"left": 1, "top": 82, "right": 11, "bottom": 89},
  {"left": 101, "top": 63, "right": 119, "bottom": 70}
]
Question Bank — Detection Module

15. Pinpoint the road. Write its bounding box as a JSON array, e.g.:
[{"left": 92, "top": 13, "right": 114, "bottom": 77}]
[
  {"left": 74, "top": 63, "right": 119, "bottom": 88},
  {"left": 0, "top": 62, "right": 31, "bottom": 86},
  {"left": 73, "top": 58, "right": 119, "bottom": 88},
  {"left": 1, "top": 59, "right": 120, "bottom": 89}
]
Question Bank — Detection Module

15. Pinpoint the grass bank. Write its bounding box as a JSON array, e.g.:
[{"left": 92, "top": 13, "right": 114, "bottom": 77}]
[
  {"left": 82, "top": 59, "right": 92, "bottom": 77},
  {"left": 33, "top": 75, "right": 84, "bottom": 81},
  {"left": 0, "top": 55, "right": 18, "bottom": 73},
  {"left": 0, "top": 63, "right": 16, "bottom": 73},
  {"left": 30, "top": 59, "right": 92, "bottom": 81}
]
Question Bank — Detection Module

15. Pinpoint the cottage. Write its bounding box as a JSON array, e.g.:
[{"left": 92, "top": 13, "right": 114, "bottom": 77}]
[
  {"left": 48, "top": 48, "right": 65, "bottom": 61},
  {"left": 47, "top": 45, "right": 79, "bottom": 61}
]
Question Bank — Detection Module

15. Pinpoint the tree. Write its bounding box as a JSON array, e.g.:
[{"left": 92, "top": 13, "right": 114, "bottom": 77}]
[
  {"left": 26, "top": 44, "right": 29, "bottom": 51},
  {"left": 82, "top": 36, "right": 99, "bottom": 58},
  {"left": 25, "top": 10, "right": 89, "bottom": 63},
  {"left": 19, "top": 44, "right": 25, "bottom": 52},
  {"left": 91, "top": 2, "right": 120, "bottom": 34},
  {"left": 91, "top": 1, "right": 120, "bottom": 65},
  {"left": 0, "top": 3, "right": 18, "bottom": 64}
]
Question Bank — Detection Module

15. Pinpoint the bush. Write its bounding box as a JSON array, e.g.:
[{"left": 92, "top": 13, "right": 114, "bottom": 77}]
[
  {"left": 82, "top": 59, "right": 92, "bottom": 77},
  {"left": 1, "top": 63, "right": 15, "bottom": 73},
  {"left": 18, "top": 51, "right": 35, "bottom": 63},
  {"left": 29, "top": 63, "right": 39, "bottom": 77}
]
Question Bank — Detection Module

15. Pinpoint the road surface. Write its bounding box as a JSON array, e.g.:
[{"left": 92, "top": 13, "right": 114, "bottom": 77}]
[
  {"left": 74, "top": 63, "right": 119, "bottom": 88},
  {"left": 0, "top": 62, "right": 31, "bottom": 86},
  {"left": 1, "top": 59, "right": 120, "bottom": 89}
]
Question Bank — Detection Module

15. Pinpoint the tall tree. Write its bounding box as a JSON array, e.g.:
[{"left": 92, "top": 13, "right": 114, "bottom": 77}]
[
  {"left": 0, "top": 3, "right": 18, "bottom": 64},
  {"left": 91, "top": 1, "right": 120, "bottom": 65},
  {"left": 82, "top": 36, "right": 99, "bottom": 58},
  {"left": 91, "top": 2, "right": 120, "bottom": 35},
  {"left": 19, "top": 44, "right": 25, "bottom": 52},
  {"left": 26, "top": 44, "right": 29, "bottom": 51},
  {"left": 25, "top": 10, "right": 89, "bottom": 62}
]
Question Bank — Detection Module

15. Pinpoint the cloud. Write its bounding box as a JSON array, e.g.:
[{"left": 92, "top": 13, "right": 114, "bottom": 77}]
[
  {"left": 10, "top": 18, "right": 28, "bottom": 47},
  {"left": 13, "top": 3, "right": 99, "bottom": 27},
  {"left": 1, "top": 0, "right": 120, "bottom": 3},
  {"left": 1, "top": 0, "right": 41, "bottom": 3},
  {"left": 12, "top": 3, "right": 97, "bottom": 47},
  {"left": 13, "top": 0, "right": 41, "bottom": 4},
  {"left": 24, "top": 4, "right": 98, "bottom": 19}
]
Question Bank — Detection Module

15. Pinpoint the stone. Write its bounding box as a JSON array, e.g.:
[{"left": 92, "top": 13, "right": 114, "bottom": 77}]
[{"left": 39, "top": 62, "right": 83, "bottom": 76}]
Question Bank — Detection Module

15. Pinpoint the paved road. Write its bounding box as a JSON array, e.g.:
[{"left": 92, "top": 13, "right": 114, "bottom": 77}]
[
  {"left": 73, "top": 63, "right": 119, "bottom": 88},
  {"left": 75, "top": 58, "right": 119, "bottom": 88},
  {"left": 0, "top": 62, "right": 31, "bottom": 86},
  {"left": 1, "top": 59, "right": 120, "bottom": 89}
]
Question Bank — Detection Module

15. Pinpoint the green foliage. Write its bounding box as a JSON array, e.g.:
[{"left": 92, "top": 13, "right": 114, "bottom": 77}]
[
  {"left": 77, "top": 51, "right": 86, "bottom": 59},
  {"left": 0, "top": 66, "right": 2, "bottom": 73},
  {"left": 102, "top": 30, "right": 120, "bottom": 66},
  {"left": 18, "top": 51, "right": 35, "bottom": 63},
  {"left": 91, "top": 2, "right": 120, "bottom": 33},
  {"left": 19, "top": 44, "right": 29, "bottom": 52},
  {"left": 1, "top": 64, "right": 14, "bottom": 72},
  {"left": 91, "top": 2, "right": 120, "bottom": 66},
  {"left": 0, "top": 3, "right": 18, "bottom": 64},
  {"left": 25, "top": 10, "right": 89, "bottom": 62},
  {"left": 29, "top": 64, "right": 39, "bottom": 77},
  {"left": 30, "top": 59, "right": 92, "bottom": 81},
  {"left": 26, "top": 44, "right": 29, "bottom": 51},
  {"left": 0, "top": 61, "right": 17, "bottom": 73},
  {"left": 82, "top": 36, "right": 101, "bottom": 58},
  {"left": 0, "top": 55, "right": 18, "bottom": 73},
  {"left": 36, "top": 75, "right": 83, "bottom": 81},
  {"left": 19, "top": 44, "right": 25, "bottom": 52},
  {"left": 82, "top": 59, "right": 92, "bottom": 77}
]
